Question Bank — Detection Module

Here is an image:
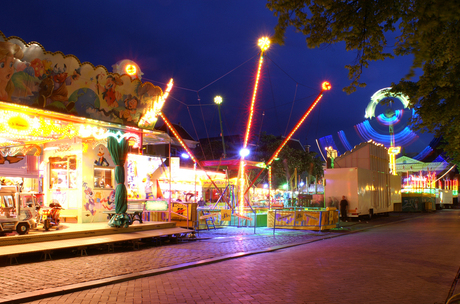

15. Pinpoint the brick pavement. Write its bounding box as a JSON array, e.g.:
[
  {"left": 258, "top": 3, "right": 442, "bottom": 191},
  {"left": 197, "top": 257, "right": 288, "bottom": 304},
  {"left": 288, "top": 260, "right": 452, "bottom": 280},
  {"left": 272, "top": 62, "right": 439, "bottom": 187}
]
[
  {"left": 0, "top": 212, "right": 434, "bottom": 303},
  {"left": 17, "top": 210, "right": 460, "bottom": 304}
]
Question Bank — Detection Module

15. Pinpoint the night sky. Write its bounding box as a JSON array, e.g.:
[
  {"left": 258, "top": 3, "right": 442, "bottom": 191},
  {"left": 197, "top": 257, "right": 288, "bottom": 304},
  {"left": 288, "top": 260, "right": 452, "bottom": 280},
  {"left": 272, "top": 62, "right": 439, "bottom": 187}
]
[{"left": 0, "top": 1, "right": 433, "bottom": 156}]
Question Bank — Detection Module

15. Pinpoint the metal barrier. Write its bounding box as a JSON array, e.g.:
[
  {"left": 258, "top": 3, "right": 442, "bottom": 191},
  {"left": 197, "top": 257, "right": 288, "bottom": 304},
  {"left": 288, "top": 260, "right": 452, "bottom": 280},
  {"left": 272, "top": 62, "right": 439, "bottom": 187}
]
[{"left": 271, "top": 208, "right": 338, "bottom": 234}]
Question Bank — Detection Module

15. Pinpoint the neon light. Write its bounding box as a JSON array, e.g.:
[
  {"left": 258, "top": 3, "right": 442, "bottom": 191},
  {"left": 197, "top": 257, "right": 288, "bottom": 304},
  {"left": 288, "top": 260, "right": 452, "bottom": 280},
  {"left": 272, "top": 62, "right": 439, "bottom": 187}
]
[
  {"left": 238, "top": 159, "right": 245, "bottom": 214},
  {"left": 244, "top": 82, "right": 331, "bottom": 196},
  {"left": 243, "top": 54, "right": 264, "bottom": 148},
  {"left": 376, "top": 110, "right": 403, "bottom": 125},
  {"left": 0, "top": 111, "right": 79, "bottom": 141},
  {"left": 267, "top": 92, "right": 325, "bottom": 166},
  {"left": 106, "top": 131, "right": 140, "bottom": 147},
  {"left": 268, "top": 166, "right": 272, "bottom": 209},
  {"left": 355, "top": 121, "right": 417, "bottom": 147},
  {"left": 159, "top": 112, "right": 197, "bottom": 164},
  {"left": 388, "top": 146, "right": 401, "bottom": 175},
  {"left": 365, "top": 87, "right": 409, "bottom": 119},
  {"left": 413, "top": 146, "right": 433, "bottom": 161},
  {"left": 138, "top": 79, "right": 173, "bottom": 128},
  {"left": 239, "top": 37, "right": 270, "bottom": 214},
  {"left": 337, "top": 130, "right": 352, "bottom": 151}
]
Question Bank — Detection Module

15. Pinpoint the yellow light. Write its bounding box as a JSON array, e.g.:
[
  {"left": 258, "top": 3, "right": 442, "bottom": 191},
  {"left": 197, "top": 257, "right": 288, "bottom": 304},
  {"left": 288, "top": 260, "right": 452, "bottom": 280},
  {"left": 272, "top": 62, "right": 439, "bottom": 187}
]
[
  {"left": 159, "top": 112, "right": 197, "bottom": 164},
  {"left": 258, "top": 37, "right": 270, "bottom": 52},
  {"left": 388, "top": 146, "right": 401, "bottom": 175},
  {"left": 125, "top": 64, "right": 137, "bottom": 76},
  {"left": 389, "top": 146, "right": 401, "bottom": 154},
  {"left": 214, "top": 96, "right": 223, "bottom": 105},
  {"left": 138, "top": 79, "right": 174, "bottom": 128},
  {"left": 243, "top": 54, "right": 264, "bottom": 148},
  {"left": 322, "top": 81, "right": 331, "bottom": 91}
]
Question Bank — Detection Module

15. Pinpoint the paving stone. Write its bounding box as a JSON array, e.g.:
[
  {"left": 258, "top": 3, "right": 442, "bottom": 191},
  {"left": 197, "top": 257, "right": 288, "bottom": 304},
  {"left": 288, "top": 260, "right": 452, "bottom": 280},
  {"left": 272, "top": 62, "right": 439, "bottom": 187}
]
[{"left": 2, "top": 212, "right": 459, "bottom": 303}]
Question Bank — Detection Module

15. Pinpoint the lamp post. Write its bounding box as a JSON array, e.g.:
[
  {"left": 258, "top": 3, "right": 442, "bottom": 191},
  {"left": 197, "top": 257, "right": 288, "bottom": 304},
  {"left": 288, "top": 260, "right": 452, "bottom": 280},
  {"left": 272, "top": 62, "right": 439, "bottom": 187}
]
[{"left": 214, "top": 96, "right": 226, "bottom": 159}]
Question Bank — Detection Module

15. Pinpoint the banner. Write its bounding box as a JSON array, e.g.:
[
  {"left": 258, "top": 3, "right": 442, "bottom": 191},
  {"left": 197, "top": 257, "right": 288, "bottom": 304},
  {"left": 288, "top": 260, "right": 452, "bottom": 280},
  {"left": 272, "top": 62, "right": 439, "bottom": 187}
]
[{"left": 221, "top": 209, "right": 231, "bottom": 221}]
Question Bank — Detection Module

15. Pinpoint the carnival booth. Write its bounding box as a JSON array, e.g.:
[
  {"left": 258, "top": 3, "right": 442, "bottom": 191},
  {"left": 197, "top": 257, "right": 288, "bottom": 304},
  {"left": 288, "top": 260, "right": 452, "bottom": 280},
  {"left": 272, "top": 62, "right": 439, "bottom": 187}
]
[
  {"left": 157, "top": 164, "right": 226, "bottom": 228},
  {"left": 396, "top": 156, "right": 458, "bottom": 211},
  {"left": 0, "top": 31, "right": 177, "bottom": 227}
]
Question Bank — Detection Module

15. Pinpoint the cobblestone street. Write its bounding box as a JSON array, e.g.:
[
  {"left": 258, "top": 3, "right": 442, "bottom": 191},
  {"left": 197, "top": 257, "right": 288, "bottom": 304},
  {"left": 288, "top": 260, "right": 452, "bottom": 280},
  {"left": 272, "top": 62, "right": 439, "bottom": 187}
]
[{"left": 2, "top": 211, "right": 458, "bottom": 304}]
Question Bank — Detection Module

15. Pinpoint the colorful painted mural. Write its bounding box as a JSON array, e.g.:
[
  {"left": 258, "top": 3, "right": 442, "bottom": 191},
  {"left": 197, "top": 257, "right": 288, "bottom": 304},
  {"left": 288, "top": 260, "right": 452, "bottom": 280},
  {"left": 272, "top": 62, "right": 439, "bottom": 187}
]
[{"left": 0, "top": 31, "right": 163, "bottom": 128}]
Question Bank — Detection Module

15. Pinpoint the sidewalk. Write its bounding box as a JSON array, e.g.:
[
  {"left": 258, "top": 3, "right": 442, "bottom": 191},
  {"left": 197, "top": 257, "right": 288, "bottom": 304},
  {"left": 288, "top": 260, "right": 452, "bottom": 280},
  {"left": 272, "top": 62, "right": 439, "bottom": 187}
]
[{"left": 0, "top": 212, "right": 424, "bottom": 304}]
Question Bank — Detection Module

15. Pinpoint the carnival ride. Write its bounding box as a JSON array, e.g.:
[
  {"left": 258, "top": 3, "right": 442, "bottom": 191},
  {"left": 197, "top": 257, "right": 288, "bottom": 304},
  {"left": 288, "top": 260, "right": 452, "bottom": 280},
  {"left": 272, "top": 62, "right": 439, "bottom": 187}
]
[
  {"left": 317, "top": 87, "right": 457, "bottom": 201},
  {"left": 149, "top": 36, "right": 332, "bottom": 223},
  {"left": 317, "top": 87, "right": 438, "bottom": 162}
]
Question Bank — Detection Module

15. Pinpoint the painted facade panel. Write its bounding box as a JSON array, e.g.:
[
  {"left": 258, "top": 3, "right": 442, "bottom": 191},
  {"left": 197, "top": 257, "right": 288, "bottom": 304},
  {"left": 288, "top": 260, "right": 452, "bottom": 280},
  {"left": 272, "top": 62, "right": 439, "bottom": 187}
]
[{"left": 0, "top": 32, "right": 164, "bottom": 129}]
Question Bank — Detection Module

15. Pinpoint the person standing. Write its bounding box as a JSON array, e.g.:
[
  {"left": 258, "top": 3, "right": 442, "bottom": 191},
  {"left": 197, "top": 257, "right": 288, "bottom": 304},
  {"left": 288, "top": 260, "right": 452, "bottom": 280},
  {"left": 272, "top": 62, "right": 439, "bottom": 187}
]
[{"left": 340, "top": 196, "right": 349, "bottom": 222}]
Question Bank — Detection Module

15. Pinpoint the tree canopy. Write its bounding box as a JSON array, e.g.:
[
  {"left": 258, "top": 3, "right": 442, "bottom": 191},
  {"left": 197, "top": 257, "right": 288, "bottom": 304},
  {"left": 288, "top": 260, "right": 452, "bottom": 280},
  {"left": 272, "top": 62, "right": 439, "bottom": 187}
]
[
  {"left": 267, "top": 0, "right": 460, "bottom": 164},
  {"left": 256, "top": 133, "right": 323, "bottom": 189}
]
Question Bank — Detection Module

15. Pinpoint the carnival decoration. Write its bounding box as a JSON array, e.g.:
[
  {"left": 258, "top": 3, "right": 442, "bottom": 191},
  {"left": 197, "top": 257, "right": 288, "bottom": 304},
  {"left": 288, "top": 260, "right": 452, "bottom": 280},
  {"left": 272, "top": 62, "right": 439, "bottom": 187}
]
[
  {"left": 0, "top": 31, "right": 165, "bottom": 129},
  {"left": 138, "top": 79, "right": 173, "bottom": 129}
]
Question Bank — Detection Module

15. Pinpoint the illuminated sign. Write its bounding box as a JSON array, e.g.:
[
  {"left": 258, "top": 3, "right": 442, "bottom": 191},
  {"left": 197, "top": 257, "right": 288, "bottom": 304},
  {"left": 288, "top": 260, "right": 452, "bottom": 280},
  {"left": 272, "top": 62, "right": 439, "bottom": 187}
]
[
  {"left": 7, "top": 115, "right": 30, "bottom": 132},
  {"left": 145, "top": 200, "right": 168, "bottom": 211}
]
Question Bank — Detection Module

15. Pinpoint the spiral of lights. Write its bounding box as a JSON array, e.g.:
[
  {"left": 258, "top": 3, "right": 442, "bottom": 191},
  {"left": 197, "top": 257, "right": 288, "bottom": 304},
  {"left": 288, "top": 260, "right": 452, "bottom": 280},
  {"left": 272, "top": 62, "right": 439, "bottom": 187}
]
[
  {"left": 355, "top": 120, "right": 417, "bottom": 147},
  {"left": 376, "top": 110, "right": 403, "bottom": 126},
  {"left": 365, "top": 87, "right": 409, "bottom": 119},
  {"left": 337, "top": 130, "right": 352, "bottom": 151}
]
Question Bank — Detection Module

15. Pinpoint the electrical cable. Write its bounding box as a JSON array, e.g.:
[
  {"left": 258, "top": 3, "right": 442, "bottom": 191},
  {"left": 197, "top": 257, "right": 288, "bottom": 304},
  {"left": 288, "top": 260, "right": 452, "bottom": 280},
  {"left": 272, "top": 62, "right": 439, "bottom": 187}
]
[
  {"left": 187, "top": 106, "right": 207, "bottom": 161},
  {"left": 196, "top": 92, "right": 215, "bottom": 160},
  {"left": 265, "top": 55, "right": 316, "bottom": 90},
  {"left": 266, "top": 64, "right": 282, "bottom": 134},
  {"left": 197, "top": 54, "right": 258, "bottom": 92},
  {"left": 284, "top": 83, "right": 298, "bottom": 137}
]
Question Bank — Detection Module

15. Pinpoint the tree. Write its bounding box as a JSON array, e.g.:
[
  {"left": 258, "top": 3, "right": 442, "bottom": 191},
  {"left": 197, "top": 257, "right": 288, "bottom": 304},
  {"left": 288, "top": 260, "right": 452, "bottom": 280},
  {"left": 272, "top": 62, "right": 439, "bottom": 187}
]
[
  {"left": 267, "top": 0, "right": 460, "bottom": 164},
  {"left": 255, "top": 132, "right": 324, "bottom": 190}
]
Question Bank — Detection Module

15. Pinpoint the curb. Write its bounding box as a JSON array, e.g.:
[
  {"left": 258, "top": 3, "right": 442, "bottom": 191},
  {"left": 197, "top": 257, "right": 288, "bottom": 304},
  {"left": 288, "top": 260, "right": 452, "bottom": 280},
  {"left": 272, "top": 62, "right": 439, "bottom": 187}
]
[{"left": 0, "top": 214, "right": 422, "bottom": 304}]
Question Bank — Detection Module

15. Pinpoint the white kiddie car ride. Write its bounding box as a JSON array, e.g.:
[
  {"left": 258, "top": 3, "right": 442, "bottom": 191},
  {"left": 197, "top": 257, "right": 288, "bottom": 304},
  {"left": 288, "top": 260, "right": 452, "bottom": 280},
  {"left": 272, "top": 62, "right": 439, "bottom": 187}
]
[{"left": 0, "top": 185, "right": 40, "bottom": 235}]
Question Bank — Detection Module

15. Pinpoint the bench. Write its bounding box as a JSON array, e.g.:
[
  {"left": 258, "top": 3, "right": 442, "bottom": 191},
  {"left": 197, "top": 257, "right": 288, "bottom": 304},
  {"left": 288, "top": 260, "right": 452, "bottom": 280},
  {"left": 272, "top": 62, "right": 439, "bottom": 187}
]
[{"left": 103, "top": 202, "right": 144, "bottom": 224}]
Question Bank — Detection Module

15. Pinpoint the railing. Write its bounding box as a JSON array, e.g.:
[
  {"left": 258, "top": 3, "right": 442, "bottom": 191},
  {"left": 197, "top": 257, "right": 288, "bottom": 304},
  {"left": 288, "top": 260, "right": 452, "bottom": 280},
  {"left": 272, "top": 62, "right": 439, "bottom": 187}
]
[
  {"left": 141, "top": 200, "right": 195, "bottom": 230},
  {"left": 271, "top": 208, "right": 338, "bottom": 234}
]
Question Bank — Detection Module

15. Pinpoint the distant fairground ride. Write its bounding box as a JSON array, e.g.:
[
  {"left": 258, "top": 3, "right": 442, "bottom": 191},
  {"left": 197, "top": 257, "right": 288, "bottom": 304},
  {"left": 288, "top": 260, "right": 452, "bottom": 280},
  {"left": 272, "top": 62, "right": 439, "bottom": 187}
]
[{"left": 318, "top": 87, "right": 435, "bottom": 161}]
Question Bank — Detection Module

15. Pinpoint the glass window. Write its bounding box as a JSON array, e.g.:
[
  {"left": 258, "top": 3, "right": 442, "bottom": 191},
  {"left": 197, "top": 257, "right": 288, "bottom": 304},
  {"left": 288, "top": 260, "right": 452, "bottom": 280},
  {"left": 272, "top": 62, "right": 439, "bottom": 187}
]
[
  {"left": 94, "top": 167, "right": 114, "bottom": 189},
  {"left": 3, "top": 195, "right": 14, "bottom": 208},
  {"left": 49, "top": 156, "right": 77, "bottom": 189}
]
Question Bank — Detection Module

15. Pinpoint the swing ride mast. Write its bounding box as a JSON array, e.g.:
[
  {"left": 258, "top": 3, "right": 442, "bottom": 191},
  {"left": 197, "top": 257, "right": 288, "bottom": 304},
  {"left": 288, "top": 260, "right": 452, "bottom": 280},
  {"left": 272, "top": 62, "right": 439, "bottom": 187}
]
[
  {"left": 237, "top": 36, "right": 270, "bottom": 215},
  {"left": 244, "top": 81, "right": 332, "bottom": 196}
]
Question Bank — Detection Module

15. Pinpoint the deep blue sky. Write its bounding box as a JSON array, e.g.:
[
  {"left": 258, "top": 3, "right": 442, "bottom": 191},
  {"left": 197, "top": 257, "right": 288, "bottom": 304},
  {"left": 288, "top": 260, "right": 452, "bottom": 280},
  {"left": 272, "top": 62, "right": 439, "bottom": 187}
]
[{"left": 0, "top": 1, "right": 433, "bottom": 155}]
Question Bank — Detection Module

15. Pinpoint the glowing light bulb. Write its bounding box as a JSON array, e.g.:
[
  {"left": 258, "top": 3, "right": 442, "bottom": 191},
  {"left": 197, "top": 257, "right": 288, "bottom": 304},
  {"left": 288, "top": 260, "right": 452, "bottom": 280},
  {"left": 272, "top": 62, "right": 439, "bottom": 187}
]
[
  {"left": 239, "top": 148, "right": 250, "bottom": 157},
  {"left": 322, "top": 81, "right": 331, "bottom": 91},
  {"left": 125, "top": 64, "right": 137, "bottom": 76},
  {"left": 214, "top": 96, "right": 223, "bottom": 105},
  {"left": 258, "top": 37, "right": 270, "bottom": 52}
]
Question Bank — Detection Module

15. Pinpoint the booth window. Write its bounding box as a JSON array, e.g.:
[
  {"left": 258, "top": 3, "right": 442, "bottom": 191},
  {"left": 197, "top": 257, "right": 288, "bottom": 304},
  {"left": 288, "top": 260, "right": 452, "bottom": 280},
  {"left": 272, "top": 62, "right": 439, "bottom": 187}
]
[
  {"left": 94, "top": 167, "right": 114, "bottom": 189},
  {"left": 49, "top": 156, "right": 77, "bottom": 189}
]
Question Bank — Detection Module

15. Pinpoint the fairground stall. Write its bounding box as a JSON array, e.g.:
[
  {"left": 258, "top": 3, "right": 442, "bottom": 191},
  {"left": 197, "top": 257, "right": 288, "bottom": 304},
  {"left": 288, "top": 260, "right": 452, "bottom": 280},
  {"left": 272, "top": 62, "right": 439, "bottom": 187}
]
[
  {"left": 145, "top": 159, "right": 227, "bottom": 228},
  {"left": 396, "top": 155, "right": 458, "bottom": 211},
  {"left": 0, "top": 31, "right": 175, "bottom": 228}
]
